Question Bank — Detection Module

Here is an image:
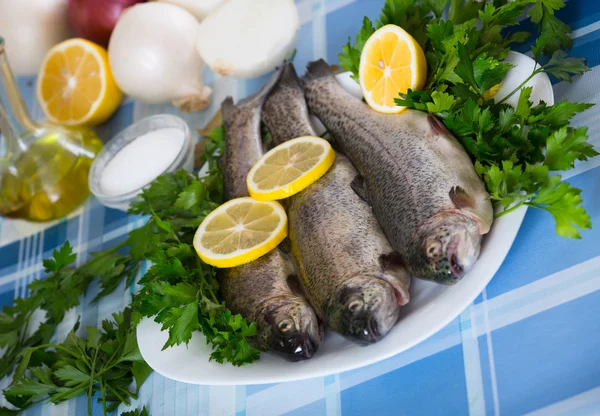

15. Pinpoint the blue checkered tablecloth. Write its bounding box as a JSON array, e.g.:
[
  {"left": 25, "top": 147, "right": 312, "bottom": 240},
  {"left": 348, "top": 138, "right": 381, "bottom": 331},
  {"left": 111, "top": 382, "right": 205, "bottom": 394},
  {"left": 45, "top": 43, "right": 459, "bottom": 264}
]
[{"left": 1, "top": 1, "right": 600, "bottom": 415}]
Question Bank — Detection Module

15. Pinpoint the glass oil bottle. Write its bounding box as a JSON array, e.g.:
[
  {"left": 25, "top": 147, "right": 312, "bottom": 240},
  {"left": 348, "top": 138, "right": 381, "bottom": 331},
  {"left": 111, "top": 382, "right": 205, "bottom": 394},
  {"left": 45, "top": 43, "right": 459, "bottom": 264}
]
[{"left": 0, "top": 36, "right": 103, "bottom": 221}]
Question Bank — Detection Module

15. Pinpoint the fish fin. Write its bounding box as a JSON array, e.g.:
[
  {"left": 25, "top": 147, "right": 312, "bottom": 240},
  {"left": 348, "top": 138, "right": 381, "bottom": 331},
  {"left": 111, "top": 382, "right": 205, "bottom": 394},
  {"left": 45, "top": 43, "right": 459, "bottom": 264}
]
[
  {"left": 303, "top": 59, "right": 335, "bottom": 82},
  {"left": 350, "top": 175, "right": 370, "bottom": 204},
  {"left": 237, "top": 63, "right": 285, "bottom": 108},
  {"left": 449, "top": 186, "right": 476, "bottom": 209},
  {"left": 221, "top": 97, "right": 235, "bottom": 130},
  {"left": 428, "top": 114, "right": 451, "bottom": 136},
  {"left": 380, "top": 252, "right": 404, "bottom": 269},
  {"left": 286, "top": 274, "right": 306, "bottom": 298},
  {"left": 217, "top": 154, "right": 226, "bottom": 171},
  {"left": 278, "top": 61, "right": 303, "bottom": 91},
  {"left": 379, "top": 252, "right": 411, "bottom": 306},
  {"left": 279, "top": 237, "right": 292, "bottom": 254}
]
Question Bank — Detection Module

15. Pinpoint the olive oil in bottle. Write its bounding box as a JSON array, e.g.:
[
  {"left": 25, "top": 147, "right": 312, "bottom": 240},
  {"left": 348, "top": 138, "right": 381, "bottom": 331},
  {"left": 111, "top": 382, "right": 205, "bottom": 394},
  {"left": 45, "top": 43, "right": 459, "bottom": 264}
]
[
  {"left": 0, "top": 129, "right": 102, "bottom": 221},
  {"left": 0, "top": 36, "right": 102, "bottom": 222}
]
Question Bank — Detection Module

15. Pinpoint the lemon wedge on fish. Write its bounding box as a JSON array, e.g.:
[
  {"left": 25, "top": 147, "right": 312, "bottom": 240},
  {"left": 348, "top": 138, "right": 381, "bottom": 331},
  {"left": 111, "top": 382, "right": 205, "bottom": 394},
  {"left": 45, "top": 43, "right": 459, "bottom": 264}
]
[
  {"left": 246, "top": 136, "right": 335, "bottom": 201},
  {"left": 193, "top": 197, "right": 288, "bottom": 268}
]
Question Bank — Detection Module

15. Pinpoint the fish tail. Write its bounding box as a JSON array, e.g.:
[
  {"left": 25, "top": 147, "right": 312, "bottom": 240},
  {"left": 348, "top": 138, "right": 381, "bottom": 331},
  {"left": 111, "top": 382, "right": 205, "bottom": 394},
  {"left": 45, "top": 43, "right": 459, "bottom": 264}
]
[
  {"left": 278, "top": 61, "right": 303, "bottom": 91},
  {"left": 221, "top": 97, "right": 235, "bottom": 130},
  {"left": 303, "top": 59, "right": 335, "bottom": 83},
  {"left": 237, "top": 63, "right": 285, "bottom": 107}
]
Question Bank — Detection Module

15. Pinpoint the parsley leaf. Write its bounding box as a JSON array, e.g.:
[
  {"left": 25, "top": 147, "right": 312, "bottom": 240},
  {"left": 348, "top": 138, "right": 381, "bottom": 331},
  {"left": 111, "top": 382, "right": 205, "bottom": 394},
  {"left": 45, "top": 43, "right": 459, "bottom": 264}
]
[
  {"left": 339, "top": 17, "right": 375, "bottom": 82},
  {"left": 120, "top": 407, "right": 149, "bottom": 416},
  {"left": 545, "top": 127, "right": 600, "bottom": 171},
  {"left": 532, "top": 176, "right": 591, "bottom": 238},
  {"left": 426, "top": 91, "right": 456, "bottom": 114},
  {"left": 543, "top": 51, "right": 592, "bottom": 82},
  {"left": 42, "top": 242, "right": 77, "bottom": 273}
]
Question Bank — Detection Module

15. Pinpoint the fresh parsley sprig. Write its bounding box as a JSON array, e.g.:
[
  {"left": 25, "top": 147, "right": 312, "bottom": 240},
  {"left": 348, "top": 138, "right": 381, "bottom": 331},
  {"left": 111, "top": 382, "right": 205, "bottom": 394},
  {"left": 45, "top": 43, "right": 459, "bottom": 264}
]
[
  {"left": 339, "top": 0, "right": 598, "bottom": 238},
  {"left": 2, "top": 308, "right": 151, "bottom": 416},
  {"left": 0, "top": 242, "right": 139, "bottom": 382}
]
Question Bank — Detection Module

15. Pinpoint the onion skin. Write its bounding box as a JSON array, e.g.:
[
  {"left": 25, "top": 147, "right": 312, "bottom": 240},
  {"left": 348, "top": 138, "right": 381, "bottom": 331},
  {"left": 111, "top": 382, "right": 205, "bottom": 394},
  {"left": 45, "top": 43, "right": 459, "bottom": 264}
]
[{"left": 67, "top": 0, "right": 146, "bottom": 47}]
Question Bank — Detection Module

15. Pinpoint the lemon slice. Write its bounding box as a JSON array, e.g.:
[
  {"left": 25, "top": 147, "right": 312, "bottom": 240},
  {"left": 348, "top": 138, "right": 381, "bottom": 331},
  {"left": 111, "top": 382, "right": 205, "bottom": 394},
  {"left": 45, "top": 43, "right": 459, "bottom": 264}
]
[
  {"left": 37, "top": 38, "right": 122, "bottom": 127},
  {"left": 247, "top": 136, "right": 335, "bottom": 201},
  {"left": 193, "top": 197, "right": 288, "bottom": 268},
  {"left": 359, "top": 24, "right": 427, "bottom": 114}
]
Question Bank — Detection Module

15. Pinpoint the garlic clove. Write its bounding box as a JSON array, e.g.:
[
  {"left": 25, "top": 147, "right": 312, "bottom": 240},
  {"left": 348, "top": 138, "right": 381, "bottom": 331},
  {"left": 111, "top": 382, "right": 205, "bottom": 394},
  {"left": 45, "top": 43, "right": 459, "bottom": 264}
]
[{"left": 196, "top": 0, "right": 299, "bottom": 80}]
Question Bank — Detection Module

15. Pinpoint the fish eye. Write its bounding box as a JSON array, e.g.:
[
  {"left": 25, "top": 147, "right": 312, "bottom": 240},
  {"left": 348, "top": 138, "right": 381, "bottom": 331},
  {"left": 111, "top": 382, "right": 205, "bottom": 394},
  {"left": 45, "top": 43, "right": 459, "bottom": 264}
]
[
  {"left": 348, "top": 299, "right": 364, "bottom": 313},
  {"left": 426, "top": 240, "right": 442, "bottom": 258},
  {"left": 278, "top": 319, "right": 294, "bottom": 333}
]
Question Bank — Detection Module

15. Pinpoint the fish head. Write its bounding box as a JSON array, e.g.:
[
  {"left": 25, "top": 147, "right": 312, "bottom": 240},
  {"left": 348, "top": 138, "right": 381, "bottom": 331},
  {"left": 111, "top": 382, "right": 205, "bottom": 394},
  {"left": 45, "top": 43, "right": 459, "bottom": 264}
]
[
  {"left": 254, "top": 296, "right": 323, "bottom": 361},
  {"left": 413, "top": 211, "right": 482, "bottom": 284},
  {"left": 327, "top": 276, "right": 400, "bottom": 344}
]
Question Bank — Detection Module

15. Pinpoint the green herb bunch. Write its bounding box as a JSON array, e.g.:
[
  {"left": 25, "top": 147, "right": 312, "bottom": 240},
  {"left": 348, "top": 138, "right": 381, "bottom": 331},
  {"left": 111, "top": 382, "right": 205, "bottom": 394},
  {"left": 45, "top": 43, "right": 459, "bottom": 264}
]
[
  {"left": 0, "top": 241, "right": 139, "bottom": 383},
  {"left": 340, "top": 0, "right": 598, "bottom": 238},
  {"left": 2, "top": 308, "right": 151, "bottom": 416},
  {"left": 1, "top": 127, "right": 258, "bottom": 415},
  {"left": 129, "top": 127, "right": 260, "bottom": 366}
]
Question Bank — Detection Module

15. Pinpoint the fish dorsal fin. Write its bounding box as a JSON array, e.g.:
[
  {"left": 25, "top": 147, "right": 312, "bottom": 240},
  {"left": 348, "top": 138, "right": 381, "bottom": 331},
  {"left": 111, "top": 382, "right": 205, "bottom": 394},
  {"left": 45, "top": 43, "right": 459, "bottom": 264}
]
[
  {"left": 427, "top": 114, "right": 451, "bottom": 136},
  {"left": 350, "top": 175, "right": 370, "bottom": 204},
  {"left": 449, "top": 186, "right": 476, "bottom": 209},
  {"left": 221, "top": 97, "right": 235, "bottom": 130}
]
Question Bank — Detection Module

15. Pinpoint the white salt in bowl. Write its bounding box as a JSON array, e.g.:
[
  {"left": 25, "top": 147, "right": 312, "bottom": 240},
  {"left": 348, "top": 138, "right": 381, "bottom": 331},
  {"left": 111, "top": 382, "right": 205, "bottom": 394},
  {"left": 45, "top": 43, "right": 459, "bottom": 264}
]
[{"left": 89, "top": 114, "right": 194, "bottom": 211}]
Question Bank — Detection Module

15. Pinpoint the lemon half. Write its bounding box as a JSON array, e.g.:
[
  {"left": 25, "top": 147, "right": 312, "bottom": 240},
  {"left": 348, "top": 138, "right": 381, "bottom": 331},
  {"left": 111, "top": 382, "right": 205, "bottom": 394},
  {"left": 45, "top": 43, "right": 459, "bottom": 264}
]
[
  {"left": 37, "top": 38, "right": 122, "bottom": 126},
  {"left": 359, "top": 24, "right": 427, "bottom": 114}
]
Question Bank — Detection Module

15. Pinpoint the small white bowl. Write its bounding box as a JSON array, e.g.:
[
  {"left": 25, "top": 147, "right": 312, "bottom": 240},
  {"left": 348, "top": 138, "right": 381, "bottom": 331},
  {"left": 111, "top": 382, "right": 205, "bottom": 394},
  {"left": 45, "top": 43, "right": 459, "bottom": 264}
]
[
  {"left": 494, "top": 51, "right": 555, "bottom": 106},
  {"left": 89, "top": 114, "right": 194, "bottom": 211}
]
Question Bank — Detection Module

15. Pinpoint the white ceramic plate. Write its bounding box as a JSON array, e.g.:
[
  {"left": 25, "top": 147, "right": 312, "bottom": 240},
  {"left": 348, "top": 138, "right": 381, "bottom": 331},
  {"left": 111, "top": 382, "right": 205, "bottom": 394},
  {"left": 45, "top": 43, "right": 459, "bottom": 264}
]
[
  {"left": 138, "top": 205, "right": 528, "bottom": 385},
  {"left": 138, "top": 59, "right": 550, "bottom": 385}
]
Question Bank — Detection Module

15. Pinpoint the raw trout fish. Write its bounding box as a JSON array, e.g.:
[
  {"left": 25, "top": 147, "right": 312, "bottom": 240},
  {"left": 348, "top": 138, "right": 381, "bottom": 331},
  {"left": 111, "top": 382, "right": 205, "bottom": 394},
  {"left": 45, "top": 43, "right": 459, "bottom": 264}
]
[
  {"left": 303, "top": 59, "right": 493, "bottom": 285},
  {"left": 219, "top": 68, "right": 322, "bottom": 360},
  {"left": 263, "top": 62, "right": 410, "bottom": 344}
]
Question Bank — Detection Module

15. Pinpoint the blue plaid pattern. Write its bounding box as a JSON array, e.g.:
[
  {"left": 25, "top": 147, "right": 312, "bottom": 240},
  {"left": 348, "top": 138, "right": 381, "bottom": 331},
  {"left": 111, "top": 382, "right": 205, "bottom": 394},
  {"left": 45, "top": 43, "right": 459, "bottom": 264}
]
[{"left": 1, "top": 0, "right": 600, "bottom": 415}]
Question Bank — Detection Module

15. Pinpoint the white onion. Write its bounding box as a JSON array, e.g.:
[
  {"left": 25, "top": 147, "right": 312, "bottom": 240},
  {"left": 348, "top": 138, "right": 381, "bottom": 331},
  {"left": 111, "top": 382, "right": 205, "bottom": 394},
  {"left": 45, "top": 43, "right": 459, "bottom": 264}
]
[
  {"left": 108, "top": 2, "right": 211, "bottom": 112},
  {"left": 157, "top": 0, "right": 227, "bottom": 21},
  {"left": 0, "top": 0, "right": 71, "bottom": 76},
  {"left": 196, "top": 0, "right": 299, "bottom": 79}
]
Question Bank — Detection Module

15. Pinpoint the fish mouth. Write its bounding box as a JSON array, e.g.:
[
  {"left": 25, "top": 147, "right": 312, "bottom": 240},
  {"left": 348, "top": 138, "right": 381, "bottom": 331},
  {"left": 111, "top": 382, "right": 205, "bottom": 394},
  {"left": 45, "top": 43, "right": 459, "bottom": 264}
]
[
  {"left": 367, "top": 316, "right": 381, "bottom": 342},
  {"left": 447, "top": 235, "right": 464, "bottom": 278},
  {"left": 285, "top": 334, "right": 320, "bottom": 361},
  {"left": 391, "top": 285, "right": 410, "bottom": 306}
]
